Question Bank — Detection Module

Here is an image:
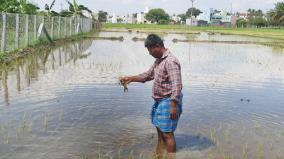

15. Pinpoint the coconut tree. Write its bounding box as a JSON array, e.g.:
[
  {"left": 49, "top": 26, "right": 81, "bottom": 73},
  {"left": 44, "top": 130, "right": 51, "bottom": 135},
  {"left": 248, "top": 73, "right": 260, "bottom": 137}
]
[{"left": 268, "top": 2, "right": 284, "bottom": 26}]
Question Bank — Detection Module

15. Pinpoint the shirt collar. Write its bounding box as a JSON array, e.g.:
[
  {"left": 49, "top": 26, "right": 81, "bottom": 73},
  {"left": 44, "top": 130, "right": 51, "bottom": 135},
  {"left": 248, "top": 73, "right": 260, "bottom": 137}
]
[{"left": 161, "top": 49, "right": 170, "bottom": 59}]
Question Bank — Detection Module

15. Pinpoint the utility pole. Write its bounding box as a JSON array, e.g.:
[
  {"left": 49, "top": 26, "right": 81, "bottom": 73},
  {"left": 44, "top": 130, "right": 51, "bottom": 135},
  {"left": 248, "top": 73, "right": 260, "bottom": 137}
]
[
  {"left": 60, "top": 2, "right": 63, "bottom": 12},
  {"left": 230, "top": 2, "right": 233, "bottom": 15},
  {"left": 190, "top": 0, "right": 195, "bottom": 26}
]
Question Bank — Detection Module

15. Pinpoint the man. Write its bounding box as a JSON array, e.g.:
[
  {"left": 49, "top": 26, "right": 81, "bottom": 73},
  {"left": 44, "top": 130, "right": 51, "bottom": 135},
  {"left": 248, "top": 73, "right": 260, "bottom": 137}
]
[{"left": 120, "top": 34, "right": 183, "bottom": 158}]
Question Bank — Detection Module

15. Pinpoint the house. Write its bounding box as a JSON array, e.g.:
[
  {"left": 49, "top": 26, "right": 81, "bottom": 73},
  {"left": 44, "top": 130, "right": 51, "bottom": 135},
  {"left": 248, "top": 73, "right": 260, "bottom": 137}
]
[
  {"left": 197, "top": 9, "right": 211, "bottom": 22},
  {"left": 186, "top": 17, "right": 198, "bottom": 26},
  {"left": 126, "top": 14, "right": 136, "bottom": 24},
  {"left": 137, "top": 12, "right": 147, "bottom": 24},
  {"left": 197, "top": 8, "right": 237, "bottom": 26},
  {"left": 137, "top": 7, "right": 151, "bottom": 24},
  {"left": 111, "top": 13, "right": 117, "bottom": 23},
  {"left": 238, "top": 13, "right": 249, "bottom": 19}
]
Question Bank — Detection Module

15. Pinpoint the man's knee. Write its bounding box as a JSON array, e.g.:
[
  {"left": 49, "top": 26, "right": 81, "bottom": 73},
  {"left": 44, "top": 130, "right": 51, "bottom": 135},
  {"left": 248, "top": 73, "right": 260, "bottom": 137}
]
[{"left": 162, "top": 132, "right": 174, "bottom": 140}]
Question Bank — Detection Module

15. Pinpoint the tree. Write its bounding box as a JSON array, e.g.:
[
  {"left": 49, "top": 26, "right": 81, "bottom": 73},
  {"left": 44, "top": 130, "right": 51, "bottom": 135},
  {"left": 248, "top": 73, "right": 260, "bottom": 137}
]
[
  {"left": 268, "top": 2, "right": 284, "bottom": 26},
  {"left": 247, "top": 8, "right": 266, "bottom": 28},
  {"left": 247, "top": 9, "right": 263, "bottom": 18},
  {"left": 0, "top": 0, "right": 18, "bottom": 13},
  {"left": 117, "top": 18, "right": 123, "bottom": 23},
  {"left": 66, "top": 0, "right": 92, "bottom": 17},
  {"left": 145, "top": 8, "right": 170, "bottom": 24},
  {"left": 18, "top": 0, "right": 39, "bottom": 14},
  {"left": 236, "top": 18, "right": 247, "bottom": 28},
  {"left": 98, "top": 10, "right": 108, "bottom": 22},
  {"left": 45, "top": 0, "right": 59, "bottom": 16},
  {"left": 178, "top": 14, "right": 187, "bottom": 23},
  {"left": 0, "top": 0, "right": 39, "bottom": 14},
  {"left": 186, "top": 7, "right": 202, "bottom": 18}
]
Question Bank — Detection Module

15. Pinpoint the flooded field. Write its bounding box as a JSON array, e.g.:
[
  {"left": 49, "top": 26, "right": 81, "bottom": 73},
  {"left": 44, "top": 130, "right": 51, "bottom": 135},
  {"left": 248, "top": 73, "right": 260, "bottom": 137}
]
[{"left": 1, "top": 31, "right": 284, "bottom": 159}]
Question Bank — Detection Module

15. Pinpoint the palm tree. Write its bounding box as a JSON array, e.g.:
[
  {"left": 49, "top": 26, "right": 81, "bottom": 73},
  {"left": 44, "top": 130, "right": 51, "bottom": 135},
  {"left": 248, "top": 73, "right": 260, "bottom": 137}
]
[
  {"left": 66, "top": 0, "right": 92, "bottom": 17},
  {"left": 45, "top": 0, "right": 59, "bottom": 16},
  {"left": 268, "top": 2, "right": 284, "bottom": 26}
]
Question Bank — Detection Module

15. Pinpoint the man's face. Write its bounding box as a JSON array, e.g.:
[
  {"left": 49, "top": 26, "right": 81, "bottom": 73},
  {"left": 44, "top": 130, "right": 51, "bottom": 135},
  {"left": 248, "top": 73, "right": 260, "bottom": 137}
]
[{"left": 147, "top": 46, "right": 163, "bottom": 59}]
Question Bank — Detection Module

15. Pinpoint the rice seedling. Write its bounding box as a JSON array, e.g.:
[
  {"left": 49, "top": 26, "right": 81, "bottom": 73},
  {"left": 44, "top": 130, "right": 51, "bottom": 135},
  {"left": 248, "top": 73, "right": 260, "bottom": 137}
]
[
  {"left": 275, "top": 133, "right": 282, "bottom": 143},
  {"left": 224, "top": 128, "right": 231, "bottom": 144},
  {"left": 276, "top": 151, "right": 283, "bottom": 159},
  {"left": 5, "top": 133, "right": 9, "bottom": 144},
  {"left": 210, "top": 128, "right": 217, "bottom": 145},
  {"left": 253, "top": 120, "right": 261, "bottom": 130},
  {"left": 138, "top": 151, "right": 144, "bottom": 159},
  {"left": 256, "top": 143, "right": 264, "bottom": 159},
  {"left": 242, "top": 142, "right": 248, "bottom": 159},
  {"left": 207, "top": 151, "right": 214, "bottom": 159},
  {"left": 127, "top": 150, "right": 134, "bottom": 159},
  {"left": 44, "top": 113, "right": 49, "bottom": 129},
  {"left": 221, "top": 152, "right": 234, "bottom": 159}
]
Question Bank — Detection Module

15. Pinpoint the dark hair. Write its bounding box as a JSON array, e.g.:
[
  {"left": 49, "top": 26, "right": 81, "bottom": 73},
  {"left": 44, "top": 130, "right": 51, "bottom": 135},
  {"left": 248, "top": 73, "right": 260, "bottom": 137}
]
[{"left": 144, "top": 34, "right": 164, "bottom": 48}]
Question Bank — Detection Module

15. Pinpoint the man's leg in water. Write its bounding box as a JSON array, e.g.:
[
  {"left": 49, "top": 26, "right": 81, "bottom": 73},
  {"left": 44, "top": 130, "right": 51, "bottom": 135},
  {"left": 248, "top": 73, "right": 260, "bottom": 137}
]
[
  {"left": 155, "top": 127, "right": 166, "bottom": 159},
  {"left": 161, "top": 132, "right": 176, "bottom": 159}
]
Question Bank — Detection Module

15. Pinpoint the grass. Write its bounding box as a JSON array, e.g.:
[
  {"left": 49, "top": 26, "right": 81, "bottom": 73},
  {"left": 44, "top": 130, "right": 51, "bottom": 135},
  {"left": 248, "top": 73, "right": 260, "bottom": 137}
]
[{"left": 102, "top": 23, "right": 284, "bottom": 41}]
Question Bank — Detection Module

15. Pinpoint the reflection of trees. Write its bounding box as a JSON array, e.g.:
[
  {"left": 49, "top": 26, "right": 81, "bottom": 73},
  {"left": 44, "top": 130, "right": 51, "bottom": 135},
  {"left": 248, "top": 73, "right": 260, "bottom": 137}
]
[
  {"left": 0, "top": 39, "right": 93, "bottom": 104},
  {"left": 16, "top": 62, "right": 21, "bottom": 92},
  {"left": 1, "top": 69, "right": 9, "bottom": 105}
]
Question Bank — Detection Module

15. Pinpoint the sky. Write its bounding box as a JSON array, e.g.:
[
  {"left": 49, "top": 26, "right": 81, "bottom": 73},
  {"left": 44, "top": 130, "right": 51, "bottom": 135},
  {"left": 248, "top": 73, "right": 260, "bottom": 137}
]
[{"left": 32, "top": 0, "right": 283, "bottom": 15}]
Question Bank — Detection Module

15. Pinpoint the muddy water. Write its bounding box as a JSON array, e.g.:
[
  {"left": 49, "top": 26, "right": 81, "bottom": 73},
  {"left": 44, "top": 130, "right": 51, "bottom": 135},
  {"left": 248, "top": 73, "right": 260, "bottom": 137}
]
[{"left": 0, "top": 32, "right": 284, "bottom": 159}]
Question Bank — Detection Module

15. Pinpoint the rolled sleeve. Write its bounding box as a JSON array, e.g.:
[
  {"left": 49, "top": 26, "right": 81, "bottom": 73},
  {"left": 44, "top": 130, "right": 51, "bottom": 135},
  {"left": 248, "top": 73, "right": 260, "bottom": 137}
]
[
  {"left": 167, "top": 60, "right": 182, "bottom": 103},
  {"left": 137, "top": 64, "right": 155, "bottom": 83}
]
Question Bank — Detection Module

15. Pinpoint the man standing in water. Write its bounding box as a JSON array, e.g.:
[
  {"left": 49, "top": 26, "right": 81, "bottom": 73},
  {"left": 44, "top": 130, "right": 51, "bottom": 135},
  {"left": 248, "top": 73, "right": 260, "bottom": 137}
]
[{"left": 120, "top": 34, "right": 183, "bottom": 158}]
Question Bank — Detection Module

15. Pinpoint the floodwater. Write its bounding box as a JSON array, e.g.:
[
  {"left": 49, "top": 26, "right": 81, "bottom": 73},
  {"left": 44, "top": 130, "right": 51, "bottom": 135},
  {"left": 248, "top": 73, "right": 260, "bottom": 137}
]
[{"left": 0, "top": 31, "right": 284, "bottom": 159}]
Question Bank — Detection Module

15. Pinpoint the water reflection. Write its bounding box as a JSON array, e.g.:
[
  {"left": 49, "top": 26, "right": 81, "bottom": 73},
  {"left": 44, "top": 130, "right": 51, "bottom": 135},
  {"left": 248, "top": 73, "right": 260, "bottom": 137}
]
[
  {"left": 0, "top": 39, "right": 93, "bottom": 106},
  {"left": 1, "top": 69, "right": 9, "bottom": 105}
]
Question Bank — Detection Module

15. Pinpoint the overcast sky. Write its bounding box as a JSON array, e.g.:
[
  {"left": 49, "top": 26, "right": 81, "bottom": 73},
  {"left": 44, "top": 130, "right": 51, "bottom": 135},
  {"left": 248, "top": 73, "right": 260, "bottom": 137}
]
[{"left": 32, "top": 0, "right": 283, "bottom": 15}]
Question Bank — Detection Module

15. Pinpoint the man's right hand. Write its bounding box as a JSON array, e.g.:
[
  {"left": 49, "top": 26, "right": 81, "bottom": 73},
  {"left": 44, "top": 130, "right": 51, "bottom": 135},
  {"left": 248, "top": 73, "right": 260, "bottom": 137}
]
[
  {"left": 119, "top": 76, "right": 132, "bottom": 85},
  {"left": 119, "top": 76, "right": 132, "bottom": 92}
]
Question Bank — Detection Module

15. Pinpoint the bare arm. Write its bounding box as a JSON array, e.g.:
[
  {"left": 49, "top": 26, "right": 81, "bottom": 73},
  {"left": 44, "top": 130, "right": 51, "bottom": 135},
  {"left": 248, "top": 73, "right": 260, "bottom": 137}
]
[{"left": 120, "top": 63, "right": 155, "bottom": 84}]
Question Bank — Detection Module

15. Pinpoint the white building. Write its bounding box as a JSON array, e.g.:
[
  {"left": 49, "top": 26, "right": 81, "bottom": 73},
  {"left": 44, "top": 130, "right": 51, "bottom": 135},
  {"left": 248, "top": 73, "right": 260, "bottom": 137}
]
[
  {"left": 137, "top": 12, "right": 146, "bottom": 23},
  {"left": 197, "top": 9, "right": 211, "bottom": 22},
  {"left": 186, "top": 17, "right": 198, "bottom": 26},
  {"left": 137, "top": 7, "right": 150, "bottom": 24},
  {"left": 111, "top": 13, "right": 117, "bottom": 23},
  {"left": 125, "top": 14, "right": 136, "bottom": 24}
]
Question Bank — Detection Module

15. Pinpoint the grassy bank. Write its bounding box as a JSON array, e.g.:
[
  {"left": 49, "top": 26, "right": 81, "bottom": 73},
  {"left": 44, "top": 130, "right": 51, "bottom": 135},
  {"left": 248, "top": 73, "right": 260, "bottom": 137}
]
[{"left": 103, "top": 23, "right": 284, "bottom": 41}]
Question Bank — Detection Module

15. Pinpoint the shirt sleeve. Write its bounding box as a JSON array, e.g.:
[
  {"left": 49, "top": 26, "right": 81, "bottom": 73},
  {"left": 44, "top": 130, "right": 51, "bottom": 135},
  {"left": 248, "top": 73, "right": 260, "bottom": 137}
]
[
  {"left": 166, "top": 59, "right": 182, "bottom": 103},
  {"left": 137, "top": 63, "right": 155, "bottom": 83}
]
